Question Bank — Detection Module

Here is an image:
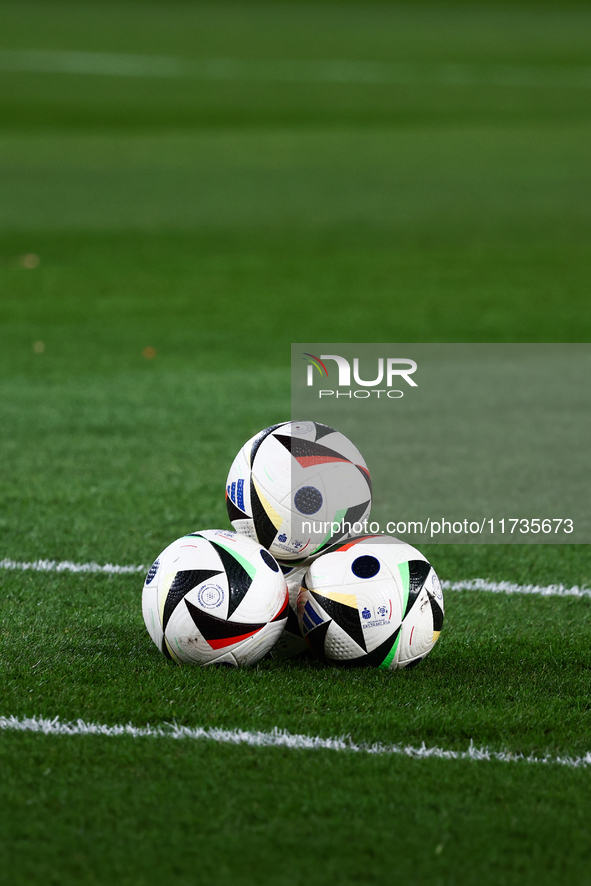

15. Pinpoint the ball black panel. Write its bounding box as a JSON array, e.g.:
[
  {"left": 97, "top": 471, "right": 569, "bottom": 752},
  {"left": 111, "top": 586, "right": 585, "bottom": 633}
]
[
  {"left": 314, "top": 500, "right": 371, "bottom": 553},
  {"left": 250, "top": 479, "right": 279, "bottom": 551},
  {"left": 209, "top": 541, "right": 254, "bottom": 618},
  {"left": 304, "top": 620, "right": 330, "bottom": 662},
  {"left": 306, "top": 623, "right": 401, "bottom": 669},
  {"left": 163, "top": 569, "right": 223, "bottom": 631},
  {"left": 275, "top": 435, "right": 349, "bottom": 463},
  {"left": 284, "top": 604, "right": 302, "bottom": 635},
  {"left": 294, "top": 485, "right": 323, "bottom": 515},
  {"left": 427, "top": 592, "right": 444, "bottom": 632},
  {"left": 404, "top": 560, "right": 433, "bottom": 618},
  {"left": 409, "top": 560, "right": 431, "bottom": 596},
  {"left": 313, "top": 422, "right": 336, "bottom": 441},
  {"left": 185, "top": 598, "right": 265, "bottom": 640},
  {"left": 351, "top": 555, "right": 381, "bottom": 579},
  {"left": 338, "top": 626, "right": 401, "bottom": 669},
  {"left": 310, "top": 590, "right": 366, "bottom": 651},
  {"left": 227, "top": 496, "right": 250, "bottom": 524}
]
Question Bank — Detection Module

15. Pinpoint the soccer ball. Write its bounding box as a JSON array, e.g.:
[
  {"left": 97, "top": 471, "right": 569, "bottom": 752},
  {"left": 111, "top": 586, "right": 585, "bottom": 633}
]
[
  {"left": 225, "top": 420, "right": 372, "bottom": 562},
  {"left": 297, "top": 536, "right": 444, "bottom": 669},
  {"left": 142, "top": 530, "right": 289, "bottom": 666}
]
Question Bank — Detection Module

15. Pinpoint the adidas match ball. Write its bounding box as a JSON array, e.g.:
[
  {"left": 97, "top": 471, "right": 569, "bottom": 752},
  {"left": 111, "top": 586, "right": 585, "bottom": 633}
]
[
  {"left": 142, "top": 530, "right": 289, "bottom": 666},
  {"left": 297, "top": 536, "right": 444, "bottom": 669},
  {"left": 225, "top": 420, "right": 372, "bottom": 562}
]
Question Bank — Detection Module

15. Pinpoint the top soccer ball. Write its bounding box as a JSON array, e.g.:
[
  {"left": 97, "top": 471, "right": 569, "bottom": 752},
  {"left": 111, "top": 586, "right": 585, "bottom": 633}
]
[
  {"left": 297, "top": 535, "right": 444, "bottom": 669},
  {"left": 225, "top": 420, "right": 372, "bottom": 561}
]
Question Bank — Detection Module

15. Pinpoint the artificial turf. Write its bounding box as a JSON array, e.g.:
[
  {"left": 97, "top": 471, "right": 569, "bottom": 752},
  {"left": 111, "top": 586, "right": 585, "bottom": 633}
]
[{"left": 1, "top": 0, "right": 590, "bottom": 883}]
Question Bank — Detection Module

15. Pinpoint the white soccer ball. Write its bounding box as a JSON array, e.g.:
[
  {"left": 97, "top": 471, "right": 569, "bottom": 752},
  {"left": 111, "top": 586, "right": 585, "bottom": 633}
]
[
  {"left": 142, "top": 530, "right": 289, "bottom": 666},
  {"left": 225, "top": 420, "right": 372, "bottom": 562},
  {"left": 297, "top": 536, "right": 444, "bottom": 669}
]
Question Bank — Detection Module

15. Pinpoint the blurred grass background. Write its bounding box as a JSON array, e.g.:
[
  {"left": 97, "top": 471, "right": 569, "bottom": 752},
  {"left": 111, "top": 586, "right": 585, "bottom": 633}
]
[
  {"left": 1, "top": 3, "right": 590, "bottom": 884},
  {"left": 1, "top": 0, "right": 590, "bottom": 560}
]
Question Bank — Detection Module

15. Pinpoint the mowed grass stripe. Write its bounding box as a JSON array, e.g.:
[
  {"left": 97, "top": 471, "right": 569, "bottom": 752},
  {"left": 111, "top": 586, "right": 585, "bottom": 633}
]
[
  {"left": 3, "top": 714, "right": 591, "bottom": 770},
  {"left": 2, "top": 49, "right": 591, "bottom": 89},
  {"left": 1, "top": 557, "right": 589, "bottom": 599}
]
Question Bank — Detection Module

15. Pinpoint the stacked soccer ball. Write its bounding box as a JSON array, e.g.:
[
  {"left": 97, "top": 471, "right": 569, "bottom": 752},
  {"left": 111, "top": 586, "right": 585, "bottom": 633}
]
[{"left": 142, "top": 420, "right": 444, "bottom": 668}]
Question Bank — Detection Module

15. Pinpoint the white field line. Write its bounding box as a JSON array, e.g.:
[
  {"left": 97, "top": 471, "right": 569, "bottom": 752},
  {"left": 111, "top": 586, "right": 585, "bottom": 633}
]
[
  {"left": 0, "top": 558, "right": 146, "bottom": 575},
  {"left": 1, "top": 49, "right": 591, "bottom": 89},
  {"left": 441, "top": 579, "right": 591, "bottom": 600},
  {"left": 1, "top": 714, "right": 590, "bottom": 769},
  {"left": 0, "top": 558, "right": 589, "bottom": 599}
]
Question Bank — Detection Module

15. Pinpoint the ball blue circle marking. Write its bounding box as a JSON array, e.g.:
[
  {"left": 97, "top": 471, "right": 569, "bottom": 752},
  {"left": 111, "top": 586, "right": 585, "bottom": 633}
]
[
  {"left": 261, "top": 549, "right": 279, "bottom": 572},
  {"left": 197, "top": 584, "right": 224, "bottom": 609},
  {"left": 352, "top": 555, "right": 381, "bottom": 579},
  {"left": 294, "top": 486, "right": 323, "bottom": 515}
]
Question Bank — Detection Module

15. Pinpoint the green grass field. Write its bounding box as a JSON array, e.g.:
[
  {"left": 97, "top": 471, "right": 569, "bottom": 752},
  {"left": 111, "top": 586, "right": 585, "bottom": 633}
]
[{"left": 1, "top": 1, "right": 590, "bottom": 883}]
